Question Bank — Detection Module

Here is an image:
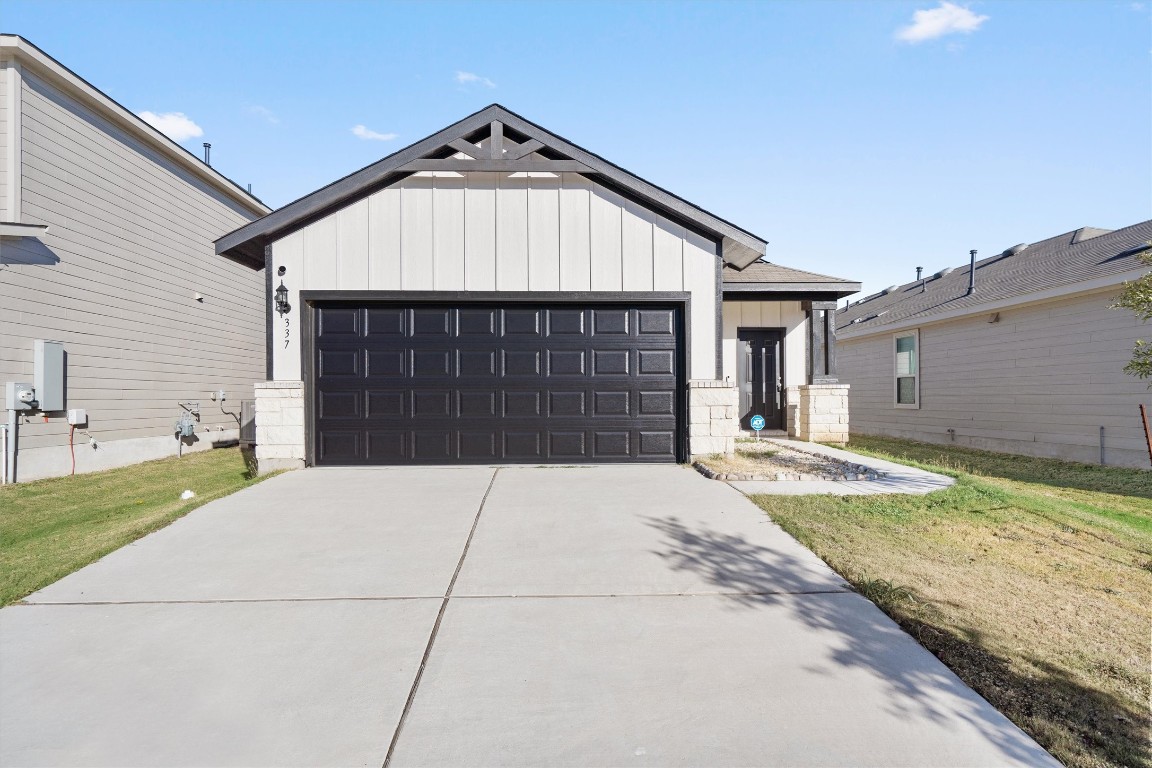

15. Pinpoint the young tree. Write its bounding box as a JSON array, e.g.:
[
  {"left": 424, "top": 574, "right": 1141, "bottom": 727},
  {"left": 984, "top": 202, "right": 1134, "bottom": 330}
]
[{"left": 1113, "top": 246, "right": 1152, "bottom": 383}]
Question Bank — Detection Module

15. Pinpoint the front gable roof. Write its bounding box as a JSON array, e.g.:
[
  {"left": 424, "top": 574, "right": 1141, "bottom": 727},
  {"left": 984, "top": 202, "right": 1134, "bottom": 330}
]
[{"left": 216, "top": 104, "right": 768, "bottom": 269}]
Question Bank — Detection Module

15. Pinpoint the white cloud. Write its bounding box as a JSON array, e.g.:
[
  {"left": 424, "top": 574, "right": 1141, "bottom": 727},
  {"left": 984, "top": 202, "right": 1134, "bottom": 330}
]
[
  {"left": 896, "top": 2, "right": 989, "bottom": 43},
  {"left": 351, "top": 124, "right": 398, "bottom": 141},
  {"left": 137, "top": 111, "right": 203, "bottom": 142},
  {"left": 455, "top": 70, "right": 496, "bottom": 88},
  {"left": 248, "top": 104, "right": 279, "bottom": 124}
]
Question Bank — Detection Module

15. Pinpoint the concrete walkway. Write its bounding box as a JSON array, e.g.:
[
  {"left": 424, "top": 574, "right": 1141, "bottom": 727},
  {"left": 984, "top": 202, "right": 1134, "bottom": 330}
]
[
  {"left": 0, "top": 466, "right": 1053, "bottom": 767},
  {"left": 728, "top": 438, "right": 955, "bottom": 496}
]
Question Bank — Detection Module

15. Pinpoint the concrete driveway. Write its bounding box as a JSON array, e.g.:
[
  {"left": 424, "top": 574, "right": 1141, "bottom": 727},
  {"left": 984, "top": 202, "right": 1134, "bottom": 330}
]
[{"left": 0, "top": 466, "right": 1056, "bottom": 767}]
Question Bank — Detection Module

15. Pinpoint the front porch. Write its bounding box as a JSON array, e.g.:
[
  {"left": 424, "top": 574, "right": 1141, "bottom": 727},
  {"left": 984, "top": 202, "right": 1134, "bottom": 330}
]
[{"left": 712, "top": 261, "right": 859, "bottom": 453}]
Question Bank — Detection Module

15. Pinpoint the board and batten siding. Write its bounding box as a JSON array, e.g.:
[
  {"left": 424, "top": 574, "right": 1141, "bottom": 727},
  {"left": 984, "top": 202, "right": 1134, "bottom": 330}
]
[
  {"left": 271, "top": 171, "right": 720, "bottom": 380},
  {"left": 721, "top": 301, "right": 808, "bottom": 389},
  {"left": 838, "top": 288, "right": 1152, "bottom": 468},
  {"left": 0, "top": 66, "right": 265, "bottom": 477}
]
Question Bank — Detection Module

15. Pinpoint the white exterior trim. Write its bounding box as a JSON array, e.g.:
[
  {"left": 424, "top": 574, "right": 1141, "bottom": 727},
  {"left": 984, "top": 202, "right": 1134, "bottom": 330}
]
[
  {"left": 893, "top": 329, "right": 919, "bottom": 409},
  {"left": 0, "top": 35, "right": 268, "bottom": 216},
  {"left": 0, "top": 222, "right": 44, "bottom": 238},
  {"left": 840, "top": 268, "right": 1148, "bottom": 341},
  {"left": 4, "top": 59, "right": 20, "bottom": 222}
]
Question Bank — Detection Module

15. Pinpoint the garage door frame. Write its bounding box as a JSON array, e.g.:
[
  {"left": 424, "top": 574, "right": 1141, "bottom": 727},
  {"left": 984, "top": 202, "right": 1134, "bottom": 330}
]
[{"left": 299, "top": 291, "right": 692, "bottom": 465}]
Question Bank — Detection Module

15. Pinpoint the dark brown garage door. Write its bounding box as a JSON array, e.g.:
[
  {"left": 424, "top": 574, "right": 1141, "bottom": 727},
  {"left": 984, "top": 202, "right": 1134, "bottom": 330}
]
[{"left": 311, "top": 302, "right": 684, "bottom": 464}]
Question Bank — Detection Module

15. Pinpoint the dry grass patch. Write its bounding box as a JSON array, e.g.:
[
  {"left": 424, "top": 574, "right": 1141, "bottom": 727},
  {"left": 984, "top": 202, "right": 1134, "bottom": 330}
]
[
  {"left": 753, "top": 436, "right": 1151, "bottom": 768},
  {"left": 0, "top": 447, "right": 272, "bottom": 606}
]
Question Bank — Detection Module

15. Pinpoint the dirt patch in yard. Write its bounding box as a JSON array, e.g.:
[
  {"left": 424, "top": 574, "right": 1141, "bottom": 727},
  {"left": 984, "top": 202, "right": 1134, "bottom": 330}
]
[{"left": 695, "top": 439, "right": 880, "bottom": 481}]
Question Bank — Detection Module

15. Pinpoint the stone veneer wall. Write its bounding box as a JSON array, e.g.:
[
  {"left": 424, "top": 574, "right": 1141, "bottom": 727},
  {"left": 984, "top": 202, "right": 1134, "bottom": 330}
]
[
  {"left": 689, "top": 380, "right": 739, "bottom": 457},
  {"left": 796, "top": 383, "right": 850, "bottom": 445},
  {"left": 254, "top": 381, "right": 306, "bottom": 473}
]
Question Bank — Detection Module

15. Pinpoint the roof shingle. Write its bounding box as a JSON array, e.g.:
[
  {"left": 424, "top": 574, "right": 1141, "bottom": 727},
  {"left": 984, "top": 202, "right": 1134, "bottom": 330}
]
[{"left": 837, "top": 221, "right": 1152, "bottom": 335}]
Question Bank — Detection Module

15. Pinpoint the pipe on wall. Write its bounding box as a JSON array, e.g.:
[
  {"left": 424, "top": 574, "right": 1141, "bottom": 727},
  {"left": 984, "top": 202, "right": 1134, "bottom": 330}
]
[{"left": 4, "top": 410, "right": 16, "bottom": 484}]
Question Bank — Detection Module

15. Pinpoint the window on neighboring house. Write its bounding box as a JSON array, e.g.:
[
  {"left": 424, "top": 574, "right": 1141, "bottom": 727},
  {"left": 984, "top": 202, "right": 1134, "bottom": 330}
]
[{"left": 894, "top": 331, "right": 919, "bottom": 407}]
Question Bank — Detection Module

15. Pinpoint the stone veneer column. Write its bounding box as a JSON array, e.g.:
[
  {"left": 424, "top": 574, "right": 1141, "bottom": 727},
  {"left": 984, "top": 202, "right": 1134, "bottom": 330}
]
[
  {"left": 796, "top": 383, "right": 850, "bottom": 445},
  {"left": 254, "top": 381, "right": 306, "bottom": 473},
  {"left": 688, "top": 380, "right": 739, "bottom": 457}
]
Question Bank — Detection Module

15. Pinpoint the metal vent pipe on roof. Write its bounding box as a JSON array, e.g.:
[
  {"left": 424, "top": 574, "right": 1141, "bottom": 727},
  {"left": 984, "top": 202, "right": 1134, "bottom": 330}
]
[
  {"left": 203, "top": 142, "right": 212, "bottom": 166},
  {"left": 916, "top": 267, "right": 923, "bottom": 281},
  {"left": 967, "top": 249, "right": 977, "bottom": 295}
]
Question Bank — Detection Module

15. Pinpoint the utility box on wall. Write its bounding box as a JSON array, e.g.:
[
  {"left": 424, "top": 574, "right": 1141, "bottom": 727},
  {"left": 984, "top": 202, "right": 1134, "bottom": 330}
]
[{"left": 34, "top": 340, "right": 65, "bottom": 412}]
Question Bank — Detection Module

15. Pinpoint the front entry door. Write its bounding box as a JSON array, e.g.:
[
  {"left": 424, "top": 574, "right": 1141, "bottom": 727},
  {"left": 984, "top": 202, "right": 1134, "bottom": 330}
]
[{"left": 737, "top": 329, "right": 784, "bottom": 430}]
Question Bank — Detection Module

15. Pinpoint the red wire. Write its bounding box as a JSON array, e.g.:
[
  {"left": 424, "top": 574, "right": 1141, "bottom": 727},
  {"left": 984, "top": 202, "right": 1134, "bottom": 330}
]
[{"left": 70, "top": 425, "right": 76, "bottom": 476}]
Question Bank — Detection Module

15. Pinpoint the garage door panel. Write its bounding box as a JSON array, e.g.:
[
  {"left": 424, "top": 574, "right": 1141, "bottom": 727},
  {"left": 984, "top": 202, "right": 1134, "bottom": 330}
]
[
  {"left": 458, "top": 391, "right": 497, "bottom": 418},
  {"left": 412, "top": 430, "right": 452, "bottom": 460},
  {"left": 459, "top": 431, "right": 497, "bottom": 459},
  {"left": 639, "top": 431, "right": 676, "bottom": 457},
  {"left": 365, "top": 308, "right": 404, "bottom": 336},
  {"left": 366, "top": 350, "right": 405, "bottom": 377},
  {"left": 313, "top": 302, "right": 682, "bottom": 465},
  {"left": 320, "top": 430, "right": 361, "bottom": 462},
  {"left": 591, "top": 310, "right": 629, "bottom": 335},
  {"left": 593, "top": 431, "right": 630, "bottom": 456},
  {"left": 504, "top": 431, "right": 542, "bottom": 458},
  {"left": 318, "top": 307, "right": 360, "bottom": 336},
  {"left": 547, "top": 310, "right": 585, "bottom": 335},
  {"left": 549, "top": 391, "right": 586, "bottom": 417},
  {"left": 318, "top": 390, "right": 361, "bottom": 419},
  {"left": 503, "top": 309, "right": 542, "bottom": 336},
  {"left": 367, "top": 430, "right": 407, "bottom": 461},
  {"left": 412, "top": 309, "right": 451, "bottom": 335},
  {"left": 592, "top": 349, "right": 630, "bottom": 375},
  {"left": 459, "top": 309, "right": 496, "bottom": 335},
  {"left": 367, "top": 390, "right": 405, "bottom": 417}
]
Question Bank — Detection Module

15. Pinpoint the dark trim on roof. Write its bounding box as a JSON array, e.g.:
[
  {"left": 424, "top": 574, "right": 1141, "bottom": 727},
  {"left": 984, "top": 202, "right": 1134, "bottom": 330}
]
[
  {"left": 723, "top": 281, "right": 860, "bottom": 295},
  {"left": 723, "top": 290, "right": 857, "bottom": 302},
  {"left": 216, "top": 105, "right": 768, "bottom": 270}
]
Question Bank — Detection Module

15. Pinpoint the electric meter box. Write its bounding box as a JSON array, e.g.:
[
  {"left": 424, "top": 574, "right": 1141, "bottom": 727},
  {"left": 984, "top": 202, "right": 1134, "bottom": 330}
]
[
  {"left": 5, "top": 382, "right": 36, "bottom": 411},
  {"left": 34, "top": 340, "right": 65, "bottom": 412}
]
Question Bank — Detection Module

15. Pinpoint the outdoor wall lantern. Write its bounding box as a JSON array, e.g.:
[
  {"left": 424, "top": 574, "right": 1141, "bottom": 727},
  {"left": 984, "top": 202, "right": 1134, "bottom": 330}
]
[{"left": 274, "top": 281, "right": 291, "bottom": 316}]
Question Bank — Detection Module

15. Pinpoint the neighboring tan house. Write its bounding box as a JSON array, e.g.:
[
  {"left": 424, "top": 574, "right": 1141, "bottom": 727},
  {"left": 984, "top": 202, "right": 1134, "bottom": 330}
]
[
  {"left": 836, "top": 220, "right": 1152, "bottom": 468},
  {"left": 216, "top": 104, "right": 860, "bottom": 470},
  {"left": 0, "top": 35, "right": 270, "bottom": 482}
]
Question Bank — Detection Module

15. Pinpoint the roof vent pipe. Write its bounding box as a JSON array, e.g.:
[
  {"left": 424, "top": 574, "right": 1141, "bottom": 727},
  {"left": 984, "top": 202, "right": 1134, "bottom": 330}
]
[
  {"left": 203, "top": 142, "right": 212, "bottom": 166},
  {"left": 967, "top": 249, "right": 977, "bottom": 295},
  {"left": 916, "top": 267, "right": 923, "bottom": 281}
]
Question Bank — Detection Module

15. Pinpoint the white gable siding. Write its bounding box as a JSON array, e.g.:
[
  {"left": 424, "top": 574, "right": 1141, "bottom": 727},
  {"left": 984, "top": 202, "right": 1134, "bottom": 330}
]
[
  {"left": 271, "top": 172, "right": 719, "bottom": 381},
  {"left": 838, "top": 288, "right": 1151, "bottom": 468},
  {"left": 0, "top": 66, "right": 264, "bottom": 477}
]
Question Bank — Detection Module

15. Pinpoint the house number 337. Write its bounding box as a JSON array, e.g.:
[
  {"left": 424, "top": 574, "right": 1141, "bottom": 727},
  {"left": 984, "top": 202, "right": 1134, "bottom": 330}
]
[{"left": 284, "top": 316, "right": 290, "bottom": 349}]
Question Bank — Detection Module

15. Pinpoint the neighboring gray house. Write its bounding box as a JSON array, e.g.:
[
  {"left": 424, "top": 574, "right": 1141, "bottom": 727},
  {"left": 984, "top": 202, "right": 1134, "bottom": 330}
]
[
  {"left": 837, "top": 220, "right": 1152, "bottom": 468},
  {"left": 217, "top": 105, "right": 860, "bottom": 471},
  {"left": 0, "top": 35, "right": 270, "bottom": 481}
]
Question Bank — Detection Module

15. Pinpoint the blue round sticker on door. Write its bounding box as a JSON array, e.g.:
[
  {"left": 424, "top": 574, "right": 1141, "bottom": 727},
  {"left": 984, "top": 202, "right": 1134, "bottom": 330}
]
[{"left": 750, "top": 415, "right": 766, "bottom": 431}]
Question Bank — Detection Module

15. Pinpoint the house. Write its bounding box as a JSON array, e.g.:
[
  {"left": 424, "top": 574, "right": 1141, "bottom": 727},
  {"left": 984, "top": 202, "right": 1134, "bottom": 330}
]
[
  {"left": 216, "top": 105, "right": 860, "bottom": 470},
  {"left": 836, "top": 220, "right": 1152, "bottom": 468},
  {"left": 0, "top": 35, "right": 270, "bottom": 482}
]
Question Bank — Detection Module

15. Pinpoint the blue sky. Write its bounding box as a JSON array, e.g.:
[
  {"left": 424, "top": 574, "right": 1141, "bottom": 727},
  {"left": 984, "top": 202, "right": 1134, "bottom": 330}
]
[{"left": 6, "top": 0, "right": 1150, "bottom": 297}]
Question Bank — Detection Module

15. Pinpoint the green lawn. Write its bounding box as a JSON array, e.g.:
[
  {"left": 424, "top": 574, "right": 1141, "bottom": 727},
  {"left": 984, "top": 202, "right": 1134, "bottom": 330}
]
[
  {"left": 751, "top": 436, "right": 1152, "bottom": 768},
  {"left": 0, "top": 447, "right": 270, "bottom": 606}
]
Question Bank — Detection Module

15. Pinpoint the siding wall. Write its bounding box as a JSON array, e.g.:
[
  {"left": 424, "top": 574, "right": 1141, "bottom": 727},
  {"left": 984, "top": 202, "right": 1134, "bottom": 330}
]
[
  {"left": 838, "top": 288, "right": 1152, "bottom": 468},
  {"left": 0, "top": 67, "right": 265, "bottom": 475},
  {"left": 271, "top": 171, "right": 721, "bottom": 380},
  {"left": 721, "top": 301, "right": 808, "bottom": 389}
]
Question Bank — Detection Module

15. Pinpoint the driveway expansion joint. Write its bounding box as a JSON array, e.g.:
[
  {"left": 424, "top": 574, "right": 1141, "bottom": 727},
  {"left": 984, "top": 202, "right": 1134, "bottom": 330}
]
[{"left": 383, "top": 467, "right": 500, "bottom": 768}]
